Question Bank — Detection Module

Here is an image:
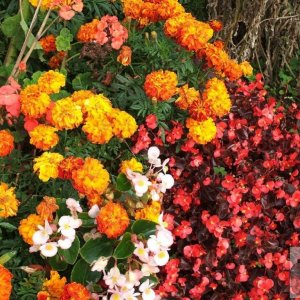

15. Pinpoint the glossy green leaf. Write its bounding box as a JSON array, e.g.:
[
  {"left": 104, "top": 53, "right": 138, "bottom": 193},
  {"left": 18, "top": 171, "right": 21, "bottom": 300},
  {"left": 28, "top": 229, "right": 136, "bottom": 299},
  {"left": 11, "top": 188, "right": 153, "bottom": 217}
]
[
  {"left": 131, "top": 220, "right": 157, "bottom": 238},
  {"left": 113, "top": 232, "right": 134, "bottom": 259},
  {"left": 71, "top": 259, "right": 101, "bottom": 285},
  {"left": 116, "top": 173, "right": 132, "bottom": 192},
  {"left": 58, "top": 236, "right": 80, "bottom": 265}
]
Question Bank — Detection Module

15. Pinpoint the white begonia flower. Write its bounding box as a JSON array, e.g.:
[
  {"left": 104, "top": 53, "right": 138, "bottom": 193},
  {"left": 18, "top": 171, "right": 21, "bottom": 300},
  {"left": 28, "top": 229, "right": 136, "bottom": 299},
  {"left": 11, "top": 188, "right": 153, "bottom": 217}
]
[
  {"left": 147, "top": 236, "right": 161, "bottom": 254},
  {"left": 156, "top": 229, "right": 173, "bottom": 249},
  {"left": 104, "top": 266, "right": 125, "bottom": 289},
  {"left": 110, "top": 292, "right": 122, "bottom": 300},
  {"left": 150, "top": 189, "right": 160, "bottom": 201},
  {"left": 29, "top": 245, "right": 40, "bottom": 253},
  {"left": 58, "top": 237, "right": 73, "bottom": 250},
  {"left": 134, "top": 242, "right": 149, "bottom": 262},
  {"left": 88, "top": 204, "right": 100, "bottom": 218},
  {"left": 58, "top": 215, "right": 82, "bottom": 238},
  {"left": 148, "top": 147, "right": 160, "bottom": 163},
  {"left": 32, "top": 221, "right": 53, "bottom": 245},
  {"left": 139, "top": 280, "right": 156, "bottom": 300},
  {"left": 157, "top": 173, "right": 174, "bottom": 193},
  {"left": 127, "top": 269, "right": 143, "bottom": 286},
  {"left": 132, "top": 174, "right": 152, "bottom": 197},
  {"left": 141, "top": 263, "right": 159, "bottom": 276},
  {"left": 40, "top": 242, "right": 58, "bottom": 257},
  {"left": 91, "top": 256, "right": 109, "bottom": 272},
  {"left": 153, "top": 250, "right": 169, "bottom": 266},
  {"left": 66, "top": 198, "right": 83, "bottom": 213}
]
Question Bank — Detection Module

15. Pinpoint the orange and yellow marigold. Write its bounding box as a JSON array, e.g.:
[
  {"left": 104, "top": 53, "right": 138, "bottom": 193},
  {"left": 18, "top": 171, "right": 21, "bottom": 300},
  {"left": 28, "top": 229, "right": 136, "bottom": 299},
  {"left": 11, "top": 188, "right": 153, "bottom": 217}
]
[
  {"left": 19, "top": 213, "right": 44, "bottom": 245},
  {"left": 96, "top": 201, "right": 130, "bottom": 238},
  {"left": 29, "top": 124, "right": 59, "bottom": 151},
  {"left": 40, "top": 270, "right": 66, "bottom": 298},
  {"left": 36, "top": 196, "right": 59, "bottom": 221},
  {"left": 135, "top": 201, "right": 161, "bottom": 223},
  {"left": 0, "top": 265, "right": 13, "bottom": 300},
  {"left": 39, "top": 34, "right": 57, "bottom": 53},
  {"left": 0, "top": 130, "right": 14, "bottom": 157},
  {"left": 144, "top": 70, "right": 178, "bottom": 101},
  {"left": 37, "top": 71, "right": 66, "bottom": 95},
  {"left": 0, "top": 182, "right": 19, "bottom": 218},
  {"left": 111, "top": 110, "right": 138, "bottom": 139},
  {"left": 60, "top": 282, "right": 90, "bottom": 300},
  {"left": 120, "top": 157, "right": 143, "bottom": 174},
  {"left": 176, "top": 84, "right": 200, "bottom": 110}
]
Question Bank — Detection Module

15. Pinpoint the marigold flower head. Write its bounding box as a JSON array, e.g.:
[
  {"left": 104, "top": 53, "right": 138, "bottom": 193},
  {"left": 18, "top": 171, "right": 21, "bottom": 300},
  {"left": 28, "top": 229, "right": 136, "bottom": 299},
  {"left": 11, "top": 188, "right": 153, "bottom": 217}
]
[
  {"left": 0, "top": 265, "right": 13, "bottom": 300},
  {"left": 176, "top": 84, "right": 200, "bottom": 110},
  {"left": 82, "top": 113, "right": 114, "bottom": 144},
  {"left": 96, "top": 201, "right": 130, "bottom": 238},
  {"left": 58, "top": 156, "right": 84, "bottom": 180},
  {"left": 117, "top": 45, "right": 132, "bottom": 66},
  {"left": 51, "top": 97, "right": 83, "bottom": 130},
  {"left": 188, "top": 99, "right": 212, "bottom": 122},
  {"left": 71, "top": 90, "right": 95, "bottom": 113},
  {"left": 144, "top": 70, "right": 178, "bottom": 101},
  {"left": 0, "top": 130, "right": 14, "bottom": 157},
  {"left": 37, "top": 71, "right": 66, "bottom": 94},
  {"left": 202, "top": 78, "right": 231, "bottom": 118},
  {"left": 48, "top": 51, "right": 66, "bottom": 69},
  {"left": 135, "top": 201, "right": 161, "bottom": 222},
  {"left": 77, "top": 19, "right": 100, "bottom": 42},
  {"left": 41, "top": 270, "right": 66, "bottom": 298},
  {"left": 84, "top": 94, "right": 113, "bottom": 118},
  {"left": 60, "top": 282, "right": 90, "bottom": 300},
  {"left": 72, "top": 157, "right": 110, "bottom": 201},
  {"left": 111, "top": 110, "right": 138, "bottom": 139},
  {"left": 29, "top": 125, "right": 59, "bottom": 151},
  {"left": 186, "top": 117, "right": 217, "bottom": 144},
  {"left": 209, "top": 20, "right": 223, "bottom": 32},
  {"left": 0, "top": 182, "right": 19, "bottom": 218},
  {"left": 36, "top": 196, "right": 59, "bottom": 221},
  {"left": 120, "top": 158, "right": 143, "bottom": 174},
  {"left": 156, "top": 0, "right": 185, "bottom": 20},
  {"left": 164, "top": 12, "right": 192, "bottom": 37},
  {"left": 20, "top": 84, "right": 51, "bottom": 118},
  {"left": 33, "top": 152, "right": 64, "bottom": 182},
  {"left": 19, "top": 213, "right": 44, "bottom": 245},
  {"left": 39, "top": 34, "right": 57, "bottom": 53},
  {"left": 240, "top": 61, "right": 253, "bottom": 77},
  {"left": 29, "top": 0, "right": 54, "bottom": 9}
]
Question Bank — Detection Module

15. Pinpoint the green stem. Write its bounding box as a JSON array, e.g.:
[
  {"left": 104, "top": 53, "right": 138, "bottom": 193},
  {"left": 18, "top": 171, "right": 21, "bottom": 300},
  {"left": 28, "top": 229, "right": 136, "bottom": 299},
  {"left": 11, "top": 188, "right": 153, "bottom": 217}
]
[{"left": 65, "top": 52, "right": 80, "bottom": 64}]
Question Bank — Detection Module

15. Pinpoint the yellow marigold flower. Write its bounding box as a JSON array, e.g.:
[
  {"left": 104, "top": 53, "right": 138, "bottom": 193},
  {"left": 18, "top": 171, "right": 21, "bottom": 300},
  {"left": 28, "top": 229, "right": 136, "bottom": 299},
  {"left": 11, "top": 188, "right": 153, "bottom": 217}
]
[
  {"left": 19, "top": 213, "right": 44, "bottom": 245},
  {"left": 112, "top": 110, "right": 138, "bottom": 139},
  {"left": 240, "top": 61, "right": 253, "bottom": 77},
  {"left": 29, "top": 0, "right": 53, "bottom": 9},
  {"left": 176, "top": 84, "right": 200, "bottom": 110},
  {"left": 0, "top": 182, "right": 19, "bottom": 218},
  {"left": 135, "top": 201, "right": 161, "bottom": 223},
  {"left": 20, "top": 84, "right": 51, "bottom": 118},
  {"left": 51, "top": 97, "right": 83, "bottom": 130},
  {"left": 82, "top": 113, "right": 113, "bottom": 144},
  {"left": 0, "top": 130, "right": 14, "bottom": 157},
  {"left": 29, "top": 125, "right": 59, "bottom": 151},
  {"left": 42, "top": 270, "right": 66, "bottom": 298},
  {"left": 72, "top": 157, "right": 110, "bottom": 199},
  {"left": 37, "top": 71, "right": 66, "bottom": 94},
  {"left": 0, "top": 265, "right": 13, "bottom": 300},
  {"left": 203, "top": 78, "right": 231, "bottom": 118},
  {"left": 120, "top": 158, "right": 143, "bottom": 174},
  {"left": 36, "top": 196, "right": 59, "bottom": 221},
  {"left": 77, "top": 19, "right": 99, "bottom": 42},
  {"left": 33, "top": 152, "right": 64, "bottom": 182},
  {"left": 144, "top": 70, "right": 178, "bottom": 101},
  {"left": 186, "top": 117, "right": 217, "bottom": 144},
  {"left": 84, "top": 94, "right": 113, "bottom": 118},
  {"left": 96, "top": 201, "right": 130, "bottom": 238},
  {"left": 71, "top": 90, "right": 95, "bottom": 113}
]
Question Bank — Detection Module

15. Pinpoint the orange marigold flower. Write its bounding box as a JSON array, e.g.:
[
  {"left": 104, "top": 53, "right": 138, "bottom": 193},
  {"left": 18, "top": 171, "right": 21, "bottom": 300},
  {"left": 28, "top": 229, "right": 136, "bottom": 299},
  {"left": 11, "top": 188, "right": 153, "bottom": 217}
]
[
  {"left": 33, "top": 152, "right": 64, "bottom": 182},
  {"left": 19, "top": 213, "right": 44, "bottom": 245},
  {"left": 144, "top": 70, "right": 178, "bottom": 101},
  {"left": 39, "top": 34, "right": 57, "bottom": 53},
  {"left": 37, "top": 291, "right": 51, "bottom": 300},
  {"left": 156, "top": 0, "right": 185, "bottom": 20},
  {"left": 38, "top": 70, "right": 66, "bottom": 94},
  {"left": 71, "top": 90, "right": 95, "bottom": 113},
  {"left": 86, "top": 193, "right": 103, "bottom": 208},
  {"left": 72, "top": 157, "right": 110, "bottom": 200},
  {"left": 58, "top": 156, "right": 84, "bottom": 180},
  {"left": 77, "top": 19, "right": 99, "bottom": 42},
  {"left": 202, "top": 77, "right": 231, "bottom": 118},
  {"left": 20, "top": 84, "right": 51, "bottom": 118},
  {"left": 186, "top": 117, "right": 217, "bottom": 145},
  {"left": 29, "top": 124, "right": 59, "bottom": 151},
  {"left": 209, "top": 20, "right": 223, "bottom": 32},
  {"left": 0, "top": 182, "right": 19, "bottom": 218},
  {"left": 36, "top": 196, "right": 59, "bottom": 221},
  {"left": 135, "top": 201, "right": 161, "bottom": 222},
  {"left": 48, "top": 51, "right": 67, "bottom": 69},
  {"left": 176, "top": 84, "right": 200, "bottom": 110},
  {"left": 60, "top": 282, "right": 90, "bottom": 300},
  {"left": 188, "top": 99, "right": 212, "bottom": 122},
  {"left": 41, "top": 270, "right": 66, "bottom": 298},
  {"left": 51, "top": 97, "right": 83, "bottom": 130},
  {"left": 84, "top": 94, "right": 112, "bottom": 118},
  {"left": 111, "top": 110, "right": 138, "bottom": 139},
  {"left": 120, "top": 157, "right": 143, "bottom": 174},
  {"left": 0, "top": 265, "right": 13, "bottom": 300},
  {"left": 117, "top": 45, "right": 132, "bottom": 66},
  {"left": 0, "top": 130, "right": 14, "bottom": 157},
  {"left": 96, "top": 201, "right": 130, "bottom": 238},
  {"left": 213, "top": 40, "right": 224, "bottom": 49}
]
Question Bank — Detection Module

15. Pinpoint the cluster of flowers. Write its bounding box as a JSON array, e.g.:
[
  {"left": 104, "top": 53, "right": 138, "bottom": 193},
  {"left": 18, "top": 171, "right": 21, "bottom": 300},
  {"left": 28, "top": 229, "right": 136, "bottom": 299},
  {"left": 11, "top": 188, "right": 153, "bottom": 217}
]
[
  {"left": 18, "top": 71, "right": 137, "bottom": 150},
  {"left": 133, "top": 75, "right": 300, "bottom": 299},
  {"left": 29, "top": 0, "right": 83, "bottom": 20},
  {"left": 77, "top": 15, "right": 128, "bottom": 50}
]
